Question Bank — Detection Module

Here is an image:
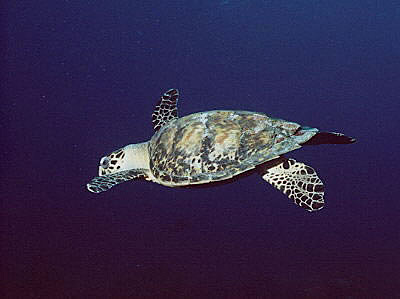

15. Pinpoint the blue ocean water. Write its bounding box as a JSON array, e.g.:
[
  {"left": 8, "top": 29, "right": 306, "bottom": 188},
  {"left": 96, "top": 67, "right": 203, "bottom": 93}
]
[{"left": 2, "top": 1, "right": 399, "bottom": 298}]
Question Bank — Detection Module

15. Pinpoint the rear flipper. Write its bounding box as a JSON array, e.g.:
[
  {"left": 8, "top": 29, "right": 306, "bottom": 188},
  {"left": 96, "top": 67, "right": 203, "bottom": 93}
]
[
  {"left": 87, "top": 169, "right": 147, "bottom": 193},
  {"left": 301, "top": 131, "right": 356, "bottom": 145},
  {"left": 258, "top": 157, "right": 324, "bottom": 212}
]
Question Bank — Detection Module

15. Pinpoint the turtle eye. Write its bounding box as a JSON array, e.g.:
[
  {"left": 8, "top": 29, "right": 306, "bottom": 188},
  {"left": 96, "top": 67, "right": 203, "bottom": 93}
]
[{"left": 100, "top": 156, "right": 110, "bottom": 169}]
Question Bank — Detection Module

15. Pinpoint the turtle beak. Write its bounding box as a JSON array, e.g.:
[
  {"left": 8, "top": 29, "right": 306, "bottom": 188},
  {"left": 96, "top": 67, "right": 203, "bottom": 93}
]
[
  {"left": 98, "top": 165, "right": 107, "bottom": 176},
  {"left": 98, "top": 165, "right": 103, "bottom": 176},
  {"left": 98, "top": 156, "right": 110, "bottom": 176}
]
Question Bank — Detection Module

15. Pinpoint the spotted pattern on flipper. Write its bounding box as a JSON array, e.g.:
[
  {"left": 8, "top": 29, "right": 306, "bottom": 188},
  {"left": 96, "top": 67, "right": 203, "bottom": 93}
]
[
  {"left": 152, "top": 89, "right": 179, "bottom": 131},
  {"left": 87, "top": 169, "right": 147, "bottom": 193},
  {"left": 261, "top": 158, "right": 324, "bottom": 212}
]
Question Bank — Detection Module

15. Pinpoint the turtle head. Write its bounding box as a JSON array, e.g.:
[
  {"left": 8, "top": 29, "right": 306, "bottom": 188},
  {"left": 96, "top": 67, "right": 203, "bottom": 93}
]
[{"left": 97, "top": 142, "right": 150, "bottom": 176}]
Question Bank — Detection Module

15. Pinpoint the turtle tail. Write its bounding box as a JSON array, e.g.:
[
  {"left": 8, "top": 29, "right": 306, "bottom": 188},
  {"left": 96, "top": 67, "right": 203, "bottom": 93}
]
[{"left": 301, "top": 131, "right": 356, "bottom": 146}]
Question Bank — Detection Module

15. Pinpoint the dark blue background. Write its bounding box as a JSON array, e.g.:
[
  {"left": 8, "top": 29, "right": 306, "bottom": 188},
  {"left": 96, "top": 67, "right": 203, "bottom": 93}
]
[{"left": 2, "top": 1, "right": 399, "bottom": 298}]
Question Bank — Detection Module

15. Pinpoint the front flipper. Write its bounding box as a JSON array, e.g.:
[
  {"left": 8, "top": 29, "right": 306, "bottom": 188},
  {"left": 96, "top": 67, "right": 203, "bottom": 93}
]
[
  {"left": 152, "top": 88, "right": 179, "bottom": 131},
  {"left": 259, "top": 157, "right": 324, "bottom": 212},
  {"left": 87, "top": 169, "right": 147, "bottom": 193}
]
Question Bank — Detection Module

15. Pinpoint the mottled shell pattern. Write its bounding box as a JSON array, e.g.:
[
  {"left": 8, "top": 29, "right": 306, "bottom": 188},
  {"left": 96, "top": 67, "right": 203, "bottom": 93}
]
[{"left": 148, "top": 110, "right": 317, "bottom": 186}]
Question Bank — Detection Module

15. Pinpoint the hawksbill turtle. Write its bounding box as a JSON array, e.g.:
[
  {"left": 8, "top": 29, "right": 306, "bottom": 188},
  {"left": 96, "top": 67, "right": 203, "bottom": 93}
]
[{"left": 87, "top": 89, "right": 355, "bottom": 211}]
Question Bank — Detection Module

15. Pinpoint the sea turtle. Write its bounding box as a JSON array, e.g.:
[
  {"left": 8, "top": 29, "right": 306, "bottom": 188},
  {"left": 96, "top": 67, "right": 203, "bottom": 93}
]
[{"left": 87, "top": 89, "right": 355, "bottom": 211}]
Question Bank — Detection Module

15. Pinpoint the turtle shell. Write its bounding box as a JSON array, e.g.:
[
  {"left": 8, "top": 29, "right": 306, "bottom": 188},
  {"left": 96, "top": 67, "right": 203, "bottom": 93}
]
[{"left": 148, "top": 110, "right": 317, "bottom": 186}]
